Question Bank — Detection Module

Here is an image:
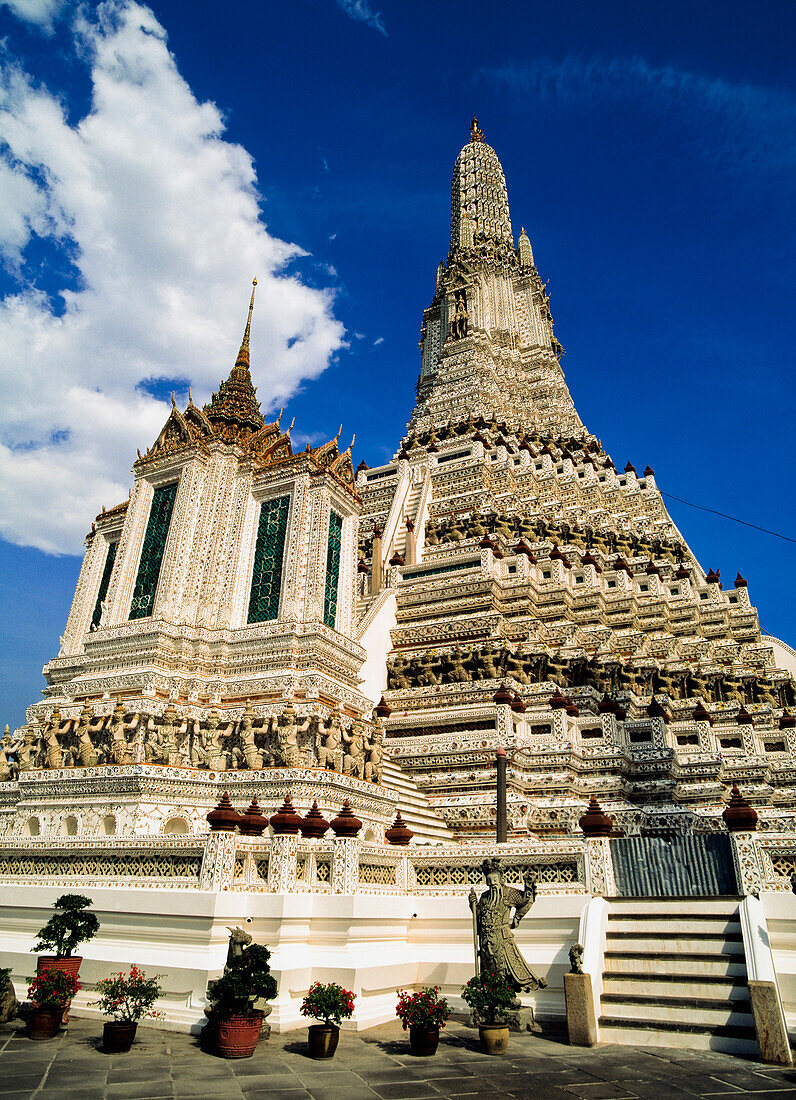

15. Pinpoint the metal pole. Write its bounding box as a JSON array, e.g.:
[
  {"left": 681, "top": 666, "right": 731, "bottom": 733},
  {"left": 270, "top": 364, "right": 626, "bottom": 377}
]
[
  {"left": 496, "top": 747, "right": 507, "bottom": 843},
  {"left": 470, "top": 891, "right": 480, "bottom": 976}
]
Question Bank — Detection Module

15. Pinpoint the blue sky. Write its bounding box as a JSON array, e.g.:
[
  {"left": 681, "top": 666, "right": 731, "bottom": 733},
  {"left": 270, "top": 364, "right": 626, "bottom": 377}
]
[{"left": 1, "top": 0, "right": 794, "bottom": 729}]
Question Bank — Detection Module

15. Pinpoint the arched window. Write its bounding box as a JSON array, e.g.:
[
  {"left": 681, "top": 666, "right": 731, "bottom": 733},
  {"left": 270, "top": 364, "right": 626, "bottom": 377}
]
[
  {"left": 163, "top": 816, "right": 189, "bottom": 835},
  {"left": 102, "top": 815, "right": 117, "bottom": 835},
  {"left": 62, "top": 815, "right": 78, "bottom": 836},
  {"left": 25, "top": 816, "right": 40, "bottom": 837}
]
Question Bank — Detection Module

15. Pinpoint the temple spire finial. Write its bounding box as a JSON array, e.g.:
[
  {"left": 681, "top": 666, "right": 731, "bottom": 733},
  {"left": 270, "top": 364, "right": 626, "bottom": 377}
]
[
  {"left": 236, "top": 276, "right": 257, "bottom": 371},
  {"left": 470, "top": 117, "right": 483, "bottom": 143}
]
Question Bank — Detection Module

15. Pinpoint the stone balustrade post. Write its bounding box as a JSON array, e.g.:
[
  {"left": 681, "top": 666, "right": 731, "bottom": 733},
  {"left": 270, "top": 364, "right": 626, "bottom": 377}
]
[
  {"left": 332, "top": 836, "right": 361, "bottom": 894},
  {"left": 730, "top": 830, "right": 767, "bottom": 895},
  {"left": 198, "top": 829, "right": 237, "bottom": 891},
  {"left": 269, "top": 834, "right": 299, "bottom": 893},
  {"left": 585, "top": 837, "right": 615, "bottom": 897}
]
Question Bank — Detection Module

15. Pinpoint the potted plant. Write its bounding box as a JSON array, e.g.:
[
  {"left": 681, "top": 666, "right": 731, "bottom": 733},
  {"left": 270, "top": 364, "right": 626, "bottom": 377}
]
[
  {"left": 92, "top": 965, "right": 164, "bottom": 1053},
  {"left": 396, "top": 985, "right": 450, "bottom": 1056},
  {"left": 206, "top": 942, "right": 277, "bottom": 1058},
  {"left": 461, "top": 971, "right": 515, "bottom": 1055},
  {"left": 33, "top": 893, "right": 99, "bottom": 1022},
  {"left": 299, "top": 982, "right": 356, "bottom": 1059},
  {"left": 27, "top": 968, "right": 80, "bottom": 1041}
]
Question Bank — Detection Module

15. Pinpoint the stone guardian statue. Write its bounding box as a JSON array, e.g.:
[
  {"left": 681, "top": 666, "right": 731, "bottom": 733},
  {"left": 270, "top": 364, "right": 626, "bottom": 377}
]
[{"left": 468, "top": 858, "right": 547, "bottom": 993}]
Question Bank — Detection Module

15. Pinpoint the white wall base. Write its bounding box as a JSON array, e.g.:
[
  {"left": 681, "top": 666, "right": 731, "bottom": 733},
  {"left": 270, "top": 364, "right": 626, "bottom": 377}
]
[{"left": 0, "top": 884, "right": 585, "bottom": 1033}]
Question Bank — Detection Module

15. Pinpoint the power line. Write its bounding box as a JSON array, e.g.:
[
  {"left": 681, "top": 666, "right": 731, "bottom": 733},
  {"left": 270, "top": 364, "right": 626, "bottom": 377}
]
[{"left": 660, "top": 490, "right": 796, "bottom": 546}]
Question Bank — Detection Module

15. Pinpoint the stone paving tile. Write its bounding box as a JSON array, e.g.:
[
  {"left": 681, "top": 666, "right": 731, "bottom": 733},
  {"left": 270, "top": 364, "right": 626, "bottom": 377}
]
[
  {"left": 559, "top": 1083, "right": 642, "bottom": 1099},
  {"left": 3, "top": 1019, "right": 796, "bottom": 1099},
  {"left": 237, "top": 1072, "right": 308, "bottom": 1091},
  {"left": 106, "top": 1081, "right": 175, "bottom": 1099},
  {"left": 369, "top": 1083, "right": 445, "bottom": 1099}
]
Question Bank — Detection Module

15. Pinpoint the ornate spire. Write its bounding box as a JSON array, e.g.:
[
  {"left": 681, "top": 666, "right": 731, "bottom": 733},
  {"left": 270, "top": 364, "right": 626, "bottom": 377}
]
[
  {"left": 235, "top": 276, "right": 257, "bottom": 373},
  {"left": 203, "top": 277, "right": 265, "bottom": 443},
  {"left": 451, "top": 119, "right": 512, "bottom": 251}
]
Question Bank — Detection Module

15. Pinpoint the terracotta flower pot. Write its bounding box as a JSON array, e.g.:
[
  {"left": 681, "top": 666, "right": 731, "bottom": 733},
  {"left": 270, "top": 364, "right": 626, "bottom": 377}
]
[
  {"left": 307, "top": 1023, "right": 339, "bottom": 1058},
  {"left": 409, "top": 1025, "right": 439, "bottom": 1056},
  {"left": 478, "top": 1022, "right": 509, "bottom": 1055},
  {"left": 37, "top": 956, "right": 81, "bottom": 1024},
  {"left": 103, "top": 1021, "right": 137, "bottom": 1053},
  {"left": 216, "top": 1012, "right": 263, "bottom": 1058},
  {"left": 28, "top": 1006, "right": 62, "bottom": 1041}
]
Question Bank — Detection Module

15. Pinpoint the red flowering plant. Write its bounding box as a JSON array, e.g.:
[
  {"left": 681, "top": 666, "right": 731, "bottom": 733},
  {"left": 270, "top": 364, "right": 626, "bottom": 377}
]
[
  {"left": 461, "top": 971, "right": 515, "bottom": 1025},
  {"left": 92, "top": 966, "right": 164, "bottom": 1023},
  {"left": 395, "top": 986, "right": 450, "bottom": 1031},
  {"left": 28, "top": 967, "right": 80, "bottom": 1009},
  {"left": 299, "top": 982, "right": 356, "bottom": 1028}
]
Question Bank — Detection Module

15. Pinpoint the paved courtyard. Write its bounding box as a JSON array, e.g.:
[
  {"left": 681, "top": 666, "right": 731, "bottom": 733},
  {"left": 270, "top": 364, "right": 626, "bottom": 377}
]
[{"left": 1, "top": 1018, "right": 795, "bottom": 1100}]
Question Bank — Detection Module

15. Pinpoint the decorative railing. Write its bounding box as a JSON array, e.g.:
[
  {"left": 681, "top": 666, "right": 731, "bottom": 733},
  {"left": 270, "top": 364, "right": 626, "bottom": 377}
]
[
  {"left": 5, "top": 827, "right": 792, "bottom": 898},
  {"left": 0, "top": 837, "right": 204, "bottom": 888},
  {"left": 0, "top": 831, "right": 604, "bottom": 896}
]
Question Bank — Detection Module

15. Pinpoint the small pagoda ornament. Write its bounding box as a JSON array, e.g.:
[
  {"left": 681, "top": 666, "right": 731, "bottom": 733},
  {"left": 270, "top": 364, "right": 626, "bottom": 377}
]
[
  {"left": 299, "top": 801, "right": 330, "bottom": 839},
  {"left": 722, "top": 784, "right": 758, "bottom": 832},
  {"left": 207, "top": 792, "right": 240, "bottom": 833},
  {"left": 270, "top": 794, "right": 303, "bottom": 835},
  {"left": 384, "top": 810, "right": 413, "bottom": 846},
  {"left": 238, "top": 797, "right": 268, "bottom": 837},
  {"left": 579, "top": 795, "right": 613, "bottom": 837},
  {"left": 330, "top": 800, "right": 362, "bottom": 838}
]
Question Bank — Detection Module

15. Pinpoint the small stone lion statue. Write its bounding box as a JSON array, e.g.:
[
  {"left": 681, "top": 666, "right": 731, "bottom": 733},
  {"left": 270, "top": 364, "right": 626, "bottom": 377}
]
[{"left": 568, "top": 943, "right": 584, "bottom": 974}]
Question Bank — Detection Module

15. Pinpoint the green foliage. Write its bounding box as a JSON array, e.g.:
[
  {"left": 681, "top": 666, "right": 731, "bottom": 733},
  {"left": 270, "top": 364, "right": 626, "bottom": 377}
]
[
  {"left": 395, "top": 986, "right": 451, "bottom": 1030},
  {"left": 461, "top": 971, "right": 515, "bottom": 1024},
  {"left": 28, "top": 967, "right": 80, "bottom": 1009},
  {"left": 299, "top": 982, "right": 356, "bottom": 1027},
  {"left": 207, "top": 941, "right": 277, "bottom": 1019},
  {"left": 34, "top": 894, "right": 100, "bottom": 958},
  {"left": 92, "top": 966, "right": 163, "bottom": 1023}
]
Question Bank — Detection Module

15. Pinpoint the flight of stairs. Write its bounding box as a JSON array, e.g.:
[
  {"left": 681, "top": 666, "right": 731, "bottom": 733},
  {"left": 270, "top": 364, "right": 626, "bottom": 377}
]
[
  {"left": 381, "top": 756, "right": 455, "bottom": 844},
  {"left": 598, "top": 897, "right": 759, "bottom": 1056},
  {"left": 393, "top": 477, "right": 425, "bottom": 561}
]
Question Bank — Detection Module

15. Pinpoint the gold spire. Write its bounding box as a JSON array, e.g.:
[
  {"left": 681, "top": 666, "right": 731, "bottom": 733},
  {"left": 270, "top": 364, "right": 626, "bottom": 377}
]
[
  {"left": 235, "top": 276, "right": 257, "bottom": 372},
  {"left": 470, "top": 117, "right": 484, "bottom": 143},
  {"left": 203, "top": 276, "right": 264, "bottom": 442}
]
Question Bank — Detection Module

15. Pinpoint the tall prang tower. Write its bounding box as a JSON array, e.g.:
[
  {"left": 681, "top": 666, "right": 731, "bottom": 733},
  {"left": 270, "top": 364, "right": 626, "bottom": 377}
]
[
  {"left": 412, "top": 117, "right": 581, "bottom": 439},
  {"left": 356, "top": 120, "right": 796, "bottom": 840}
]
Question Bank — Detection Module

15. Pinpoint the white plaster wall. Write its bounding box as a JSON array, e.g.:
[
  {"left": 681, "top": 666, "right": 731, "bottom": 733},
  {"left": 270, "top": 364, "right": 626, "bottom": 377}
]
[
  {"left": 358, "top": 591, "right": 397, "bottom": 705},
  {"left": 762, "top": 891, "right": 796, "bottom": 1034},
  {"left": 762, "top": 636, "right": 796, "bottom": 680},
  {"left": 0, "top": 885, "right": 585, "bottom": 1034}
]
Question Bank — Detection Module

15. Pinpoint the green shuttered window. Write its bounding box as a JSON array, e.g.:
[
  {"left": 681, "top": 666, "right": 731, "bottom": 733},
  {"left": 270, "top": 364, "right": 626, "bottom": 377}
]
[
  {"left": 247, "top": 495, "right": 290, "bottom": 623},
  {"left": 128, "top": 482, "right": 178, "bottom": 620},
  {"left": 323, "top": 511, "right": 343, "bottom": 628},
  {"left": 91, "top": 539, "right": 118, "bottom": 628}
]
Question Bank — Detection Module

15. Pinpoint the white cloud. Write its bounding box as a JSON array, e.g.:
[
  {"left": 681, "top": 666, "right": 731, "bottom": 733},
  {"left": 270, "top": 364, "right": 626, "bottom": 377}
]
[
  {"left": 373, "top": 336, "right": 384, "bottom": 346},
  {"left": 487, "top": 57, "right": 796, "bottom": 180},
  {"left": 0, "top": 1, "right": 346, "bottom": 554},
  {"left": 0, "top": 0, "right": 65, "bottom": 31},
  {"left": 336, "top": 0, "right": 386, "bottom": 36}
]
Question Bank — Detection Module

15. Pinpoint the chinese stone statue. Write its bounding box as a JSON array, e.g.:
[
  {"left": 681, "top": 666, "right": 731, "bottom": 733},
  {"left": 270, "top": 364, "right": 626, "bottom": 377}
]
[{"left": 468, "top": 858, "right": 547, "bottom": 992}]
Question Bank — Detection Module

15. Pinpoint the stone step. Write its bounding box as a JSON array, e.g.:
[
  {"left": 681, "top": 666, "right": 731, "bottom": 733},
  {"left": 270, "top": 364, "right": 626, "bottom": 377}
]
[
  {"left": 600, "top": 996, "right": 754, "bottom": 1030},
  {"left": 607, "top": 897, "right": 741, "bottom": 915},
  {"left": 606, "top": 915, "right": 741, "bottom": 936},
  {"left": 604, "top": 952, "right": 748, "bottom": 979},
  {"left": 598, "top": 1019, "right": 759, "bottom": 1056},
  {"left": 603, "top": 974, "right": 750, "bottom": 1001},
  {"left": 380, "top": 759, "right": 454, "bottom": 843},
  {"left": 605, "top": 932, "right": 743, "bottom": 955}
]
